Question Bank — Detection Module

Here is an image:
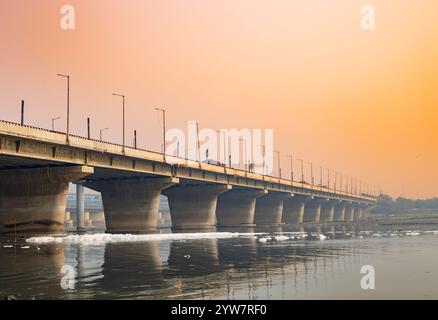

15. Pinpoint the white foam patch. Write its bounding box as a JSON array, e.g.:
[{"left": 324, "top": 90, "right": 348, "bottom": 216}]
[
  {"left": 26, "top": 232, "right": 239, "bottom": 245},
  {"left": 274, "top": 236, "right": 290, "bottom": 242},
  {"left": 318, "top": 234, "right": 327, "bottom": 241}
]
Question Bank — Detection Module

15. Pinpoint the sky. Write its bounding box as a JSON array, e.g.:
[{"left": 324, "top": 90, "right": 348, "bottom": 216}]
[{"left": 0, "top": 0, "right": 437, "bottom": 199}]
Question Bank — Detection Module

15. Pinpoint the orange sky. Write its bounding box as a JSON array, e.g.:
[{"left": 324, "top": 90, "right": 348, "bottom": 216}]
[{"left": 0, "top": 0, "right": 437, "bottom": 198}]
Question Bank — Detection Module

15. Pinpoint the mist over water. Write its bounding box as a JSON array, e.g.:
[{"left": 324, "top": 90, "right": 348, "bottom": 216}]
[{"left": 1, "top": 223, "right": 438, "bottom": 300}]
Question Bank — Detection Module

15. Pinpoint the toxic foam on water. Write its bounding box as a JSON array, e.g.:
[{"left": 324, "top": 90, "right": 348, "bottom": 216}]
[
  {"left": 26, "top": 232, "right": 239, "bottom": 245},
  {"left": 405, "top": 232, "right": 421, "bottom": 236}
]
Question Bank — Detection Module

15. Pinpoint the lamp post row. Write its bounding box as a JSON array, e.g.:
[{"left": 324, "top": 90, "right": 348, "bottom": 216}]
[{"left": 19, "top": 74, "right": 378, "bottom": 197}]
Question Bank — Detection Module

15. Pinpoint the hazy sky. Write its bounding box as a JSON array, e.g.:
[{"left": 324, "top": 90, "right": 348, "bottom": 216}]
[{"left": 0, "top": 0, "right": 437, "bottom": 198}]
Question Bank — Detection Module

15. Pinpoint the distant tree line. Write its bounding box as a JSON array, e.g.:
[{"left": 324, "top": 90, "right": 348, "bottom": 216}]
[{"left": 372, "top": 194, "right": 438, "bottom": 214}]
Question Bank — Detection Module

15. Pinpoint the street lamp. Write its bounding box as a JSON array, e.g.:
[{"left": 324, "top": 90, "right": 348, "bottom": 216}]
[
  {"left": 339, "top": 172, "right": 344, "bottom": 192},
  {"left": 286, "top": 155, "right": 294, "bottom": 182},
  {"left": 189, "top": 121, "right": 201, "bottom": 162},
  {"left": 325, "top": 168, "right": 330, "bottom": 192},
  {"left": 112, "top": 93, "right": 125, "bottom": 153},
  {"left": 308, "top": 162, "right": 314, "bottom": 187},
  {"left": 333, "top": 170, "right": 338, "bottom": 192},
  {"left": 51, "top": 117, "right": 61, "bottom": 131},
  {"left": 274, "top": 151, "right": 281, "bottom": 179},
  {"left": 99, "top": 128, "right": 109, "bottom": 141},
  {"left": 260, "top": 145, "right": 266, "bottom": 175},
  {"left": 217, "top": 130, "right": 226, "bottom": 167},
  {"left": 155, "top": 108, "right": 166, "bottom": 161},
  {"left": 297, "top": 158, "right": 304, "bottom": 186},
  {"left": 57, "top": 74, "right": 70, "bottom": 142},
  {"left": 240, "top": 138, "right": 248, "bottom": 172},
  {"left": 319, "top": 166, "right": 323, "bottom": 187}
]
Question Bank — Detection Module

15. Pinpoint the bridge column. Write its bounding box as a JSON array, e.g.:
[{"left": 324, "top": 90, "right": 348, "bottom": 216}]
[
  {"left": 361, "top": 205, "right": 373, "bottom": 220},
  {"left": 216, "top": 189, "right": 267, "bottom": 227},
  {"left": 163, "top": 184, "right": 231, "bottom": 230},
  {"left": 84, "top": 177, "right": 177, "bottom": 233},
  {"left": 254, "top": 192, "right": 292, "bottom": 225},
  {"left": 334, "top": 203, "right": 347, "bottom": 222},
  {"left": 321, "top": 200, "right": 341, "bottom": 223},
  {"left": 282, "top": 195, "right": 312, "bottom": 224},
  {"left": 75, "top": 182, "right": 85, "bottom": 231},
  {"left": 303, "top": 198, "right": 327, "bottom": 223},
  {"left": 345, "top": 205, "right": 355, "bottom": 222},
  {"left": 353, "top": 205, "right": 364, "bottom": 222},
  {"left": 0, "top": 166, "right": 93, "bottom": 234}
]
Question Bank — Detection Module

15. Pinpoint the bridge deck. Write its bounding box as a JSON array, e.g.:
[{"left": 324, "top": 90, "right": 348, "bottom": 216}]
[{"left": 0, "top": 120, "right": 375, "bottom": 205}]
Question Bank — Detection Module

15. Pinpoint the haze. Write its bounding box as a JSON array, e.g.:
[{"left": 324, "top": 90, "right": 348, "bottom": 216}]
[{"left": 0, "top": 0, "right": 437, "bottom": 198}]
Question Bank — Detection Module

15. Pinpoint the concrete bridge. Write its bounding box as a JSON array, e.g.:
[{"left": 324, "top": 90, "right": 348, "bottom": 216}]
[{"left": 0, "top": 120, "right": 376, "bottom": 234}]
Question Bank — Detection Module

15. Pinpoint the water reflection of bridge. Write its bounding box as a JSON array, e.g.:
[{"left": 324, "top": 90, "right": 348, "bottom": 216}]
[{"left": 1, "top": 225, "right": 368, "bottom": 299}]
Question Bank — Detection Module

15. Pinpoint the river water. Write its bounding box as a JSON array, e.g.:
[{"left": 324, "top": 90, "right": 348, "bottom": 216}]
[{"left": 1, "top": 223, "right": 438, "bottom": 300}]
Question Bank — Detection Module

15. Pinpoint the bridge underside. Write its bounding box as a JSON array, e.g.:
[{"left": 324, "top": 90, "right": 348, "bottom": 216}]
[{"left": 0, "top": 127, "right": 376, "bottom": 234}]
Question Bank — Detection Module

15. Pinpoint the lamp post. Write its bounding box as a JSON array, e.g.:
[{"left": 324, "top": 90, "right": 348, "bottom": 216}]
[
  {"left": 217, "top": 130, "right": 226, "bottom": 167},
  {"left": 100, "top": 128, "right": 109, "bottom": 141},
  {"left": 57, "top": 74, "right": 70, "bottom": 142},
  {"left": 87, "top": 117, "right": 91, "bottom": 139},
  {"left": 286, "top": 155, "right": 294, "bottom": 182},
  {"left": 260, "top": 145, "right": 266, "bottom": 175},
  {"left": 240, "top": 138, "right": 248, "bottom": 171},
  {"left": 20, "top": 100, "right": 24, "bottom": 125},
  {"left": 297, "top": 158, "right": 304, "bottom": 187},
  {"left": 319, "top": 166, "right": 323, "bottom": 187},
  {"left": 340, "top": 173, "right": 343, "bottom": 194},
  {"left": 51, "top": 117, "right": 61, "bottom": 131},
  {"left": 155, "top": 108, "right": 166, "bottom": 161},
  {"left": 112, "top": 93, "right": 125, "bottom": 152},
  {"left": 308, "top": 162, "right": 314, "bottom": 187},
  {"left": 189, "top": 121, "right": 200, "bottom": 163},
  {"left": 274, "top": 151, "right": 281, "bottom": 179},
  {"left": 325, "top": 168, "right": 330, "bottom": 192},
  {"left": 333, "top": 170, "right": 338, "bottom": 192},
  {"left": 134, "top": 130, "right": 137, "bottom": 149}
]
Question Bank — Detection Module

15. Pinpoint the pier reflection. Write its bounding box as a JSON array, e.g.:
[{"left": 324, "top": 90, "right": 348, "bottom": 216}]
[{"left": 1, "top": 224, "right": 371, "bottom": 300}]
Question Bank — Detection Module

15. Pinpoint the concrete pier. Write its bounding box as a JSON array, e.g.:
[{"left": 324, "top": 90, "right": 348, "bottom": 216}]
[
  {"left": 163, "top": 184, "right": 231, "bottom": 230},
  {"left": 0, "top": 166, "right": 93, "bottom": 234},
  {"left": 85, "top": 177, "right": 178, "bottom": 233},
  {"left": 0, "top": 120, "right": 377, "bottom": 234},
  {"left": 321, "top": 200, "right": 340, "bottom": 223},
  {"left": 75, "top": 182, "right": 85, "bottom": 231},
  {"left": 353, "top": 206, "right": 363, "bottom": 222},
  {"left": 303, "top": 198, "right": 327, "bottom": 223},
  {"left": 216, "top": 189, "right": 267, "bottom": 227},
  {"left": 345, "top": 205, "right": 355, "bottom": 222},
  {"left": 334, "top": 203, "right": 347, "bottom": 222},
  {"left": 254, "top": 192, "right": 292, "bottom": 225},
  {"left": 282, "top": 195, "right": 312, "bottom": 224}
]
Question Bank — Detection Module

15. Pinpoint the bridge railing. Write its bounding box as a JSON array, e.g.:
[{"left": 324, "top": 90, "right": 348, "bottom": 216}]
[{"left": 0, "top": 119, "right": 376, "bottom": 203}]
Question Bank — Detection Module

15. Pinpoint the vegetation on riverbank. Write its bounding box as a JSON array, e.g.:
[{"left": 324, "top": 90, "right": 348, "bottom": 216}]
[{"left": 372, "top": 194, "right": 438, "bottom": 215}]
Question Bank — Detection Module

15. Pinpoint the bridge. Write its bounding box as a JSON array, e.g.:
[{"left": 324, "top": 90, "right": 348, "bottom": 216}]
[{"left": 0, "top": 120, "right": 376, "bottom": 234}]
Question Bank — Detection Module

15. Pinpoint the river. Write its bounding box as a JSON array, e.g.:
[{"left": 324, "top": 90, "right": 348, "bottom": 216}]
[{"left": 1, "top": 223, "right": 437, "bottom": 300}]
